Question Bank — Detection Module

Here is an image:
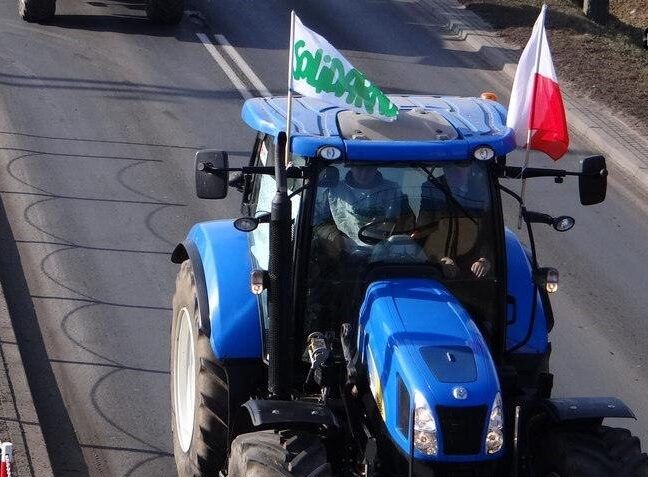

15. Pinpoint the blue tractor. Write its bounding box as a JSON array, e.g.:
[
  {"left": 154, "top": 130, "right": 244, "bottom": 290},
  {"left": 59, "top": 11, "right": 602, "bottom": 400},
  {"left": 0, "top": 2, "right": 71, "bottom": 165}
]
[{"left": 170, "top": 95, "right": 648, "bottom": 476}]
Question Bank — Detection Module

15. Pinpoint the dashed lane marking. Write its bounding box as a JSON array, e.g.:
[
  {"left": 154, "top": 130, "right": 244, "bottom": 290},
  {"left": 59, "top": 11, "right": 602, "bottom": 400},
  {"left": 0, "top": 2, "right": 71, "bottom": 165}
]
[
  {"left": 215, "top": 34, "right": 271, "bottom": 97},
  {"left": 196, "top": 32, "right": 252, "bottom": 100}
]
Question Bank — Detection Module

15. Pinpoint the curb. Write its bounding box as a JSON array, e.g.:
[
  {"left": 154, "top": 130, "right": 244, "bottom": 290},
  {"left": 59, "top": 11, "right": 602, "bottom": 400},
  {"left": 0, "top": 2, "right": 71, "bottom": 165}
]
[
  {"left": 419, "top": 0, "right": 648, "bottom": 186},
  {"left": 0, "top": 281, "right": 53, "bottom": 477}
]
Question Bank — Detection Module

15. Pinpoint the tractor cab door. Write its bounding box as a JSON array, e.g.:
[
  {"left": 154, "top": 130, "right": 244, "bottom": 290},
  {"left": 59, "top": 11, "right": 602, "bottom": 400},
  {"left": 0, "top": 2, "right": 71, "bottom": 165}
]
[{"left": 244, "top": 134, "right": 305, "bottom": 332}]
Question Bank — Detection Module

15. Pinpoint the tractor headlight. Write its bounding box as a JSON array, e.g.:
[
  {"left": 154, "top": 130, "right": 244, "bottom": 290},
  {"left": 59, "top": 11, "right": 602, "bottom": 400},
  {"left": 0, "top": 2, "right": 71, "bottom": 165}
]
[
  {"left": 413, "top": 391, "right": 438, "bottom": 456},
  {"left": 485, "top": 393, "right": 504, "bottom": 454},
  {"left": 473, "top": 146, "right": 495, "bottom": 161}
]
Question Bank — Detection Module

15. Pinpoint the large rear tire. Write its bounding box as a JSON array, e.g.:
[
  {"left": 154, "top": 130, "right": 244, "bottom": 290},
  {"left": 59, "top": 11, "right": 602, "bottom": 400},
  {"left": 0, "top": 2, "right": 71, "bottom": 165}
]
[
  {"left": 18, "top": 0, "right": 55, "bottom": 22},
  {"left": 146, "top": 0, "right": 184, "bottom": 25},
  {"left": 534, "top": 424, "right": 648, "bottom": 476},
  {"left": 171, "top": 260, "right": 227, "bottom": 476},
  {"left": 228, "top": 430, "right": 333, "bottom": 477}
]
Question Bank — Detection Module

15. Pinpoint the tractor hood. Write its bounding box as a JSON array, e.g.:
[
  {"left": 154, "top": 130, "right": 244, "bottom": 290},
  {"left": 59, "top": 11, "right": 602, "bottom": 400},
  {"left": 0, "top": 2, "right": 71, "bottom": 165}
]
[{"left": 357, "top": 277, "right": 502, "bottom": 462}]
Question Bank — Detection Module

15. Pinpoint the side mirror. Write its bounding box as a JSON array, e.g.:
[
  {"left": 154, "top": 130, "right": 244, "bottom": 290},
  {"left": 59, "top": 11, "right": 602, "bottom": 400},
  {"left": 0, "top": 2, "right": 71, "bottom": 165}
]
[
  {"left": 195, "top": 150, "right": 228, "bottom": 199},
  {"left": 579, "top": 155, "right": 607, "bottom": 205},
  {"left": 319, "top": 166, "right": 339, "bottom": 188}
]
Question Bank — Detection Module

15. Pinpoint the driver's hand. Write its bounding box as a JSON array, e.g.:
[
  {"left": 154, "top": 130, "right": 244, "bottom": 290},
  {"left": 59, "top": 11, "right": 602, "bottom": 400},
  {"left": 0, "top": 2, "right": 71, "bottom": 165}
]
[
  {"left": 440, "top": 257, "right": 459, "bottom": 279},
  {"left": 471, "top": 258, "right": 491, "bottom": 278}
]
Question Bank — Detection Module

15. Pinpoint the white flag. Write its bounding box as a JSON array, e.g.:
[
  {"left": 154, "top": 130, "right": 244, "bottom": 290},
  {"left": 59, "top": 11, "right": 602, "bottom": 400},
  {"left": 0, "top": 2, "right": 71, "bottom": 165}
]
[{"left": 291, "top": 15, "right": 398, "bottom": 121}]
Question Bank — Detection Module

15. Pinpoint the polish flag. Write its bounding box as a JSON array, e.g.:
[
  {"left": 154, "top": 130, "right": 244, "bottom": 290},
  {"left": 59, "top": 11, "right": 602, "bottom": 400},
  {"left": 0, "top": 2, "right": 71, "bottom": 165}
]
[{"left": 507, "top": 5, "right": 569, "bottom": 161}]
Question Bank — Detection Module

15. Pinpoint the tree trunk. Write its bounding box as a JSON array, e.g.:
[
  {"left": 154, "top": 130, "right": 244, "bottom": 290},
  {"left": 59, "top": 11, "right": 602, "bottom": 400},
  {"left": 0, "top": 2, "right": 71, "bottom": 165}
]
[{"left": 583, "top": 0, "right": 609, "bottom": 25}]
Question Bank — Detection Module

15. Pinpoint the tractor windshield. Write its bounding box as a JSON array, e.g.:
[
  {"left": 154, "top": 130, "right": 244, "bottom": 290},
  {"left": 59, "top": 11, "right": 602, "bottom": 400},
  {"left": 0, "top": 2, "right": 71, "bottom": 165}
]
[{"left": 305, "top": 160, "right": 499, "bottom": 334}]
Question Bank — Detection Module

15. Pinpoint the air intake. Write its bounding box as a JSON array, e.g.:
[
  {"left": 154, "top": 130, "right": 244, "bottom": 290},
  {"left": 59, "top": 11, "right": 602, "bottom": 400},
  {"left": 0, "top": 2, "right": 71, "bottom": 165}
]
[{"left": 436, "top": 405, "right": 487, "bottom": 455}]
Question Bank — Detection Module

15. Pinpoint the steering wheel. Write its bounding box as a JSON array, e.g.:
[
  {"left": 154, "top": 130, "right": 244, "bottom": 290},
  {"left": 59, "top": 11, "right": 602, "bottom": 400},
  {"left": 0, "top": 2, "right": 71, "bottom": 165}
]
[{"left": 358, "top": 218, "right": 400, "bottom": 245}]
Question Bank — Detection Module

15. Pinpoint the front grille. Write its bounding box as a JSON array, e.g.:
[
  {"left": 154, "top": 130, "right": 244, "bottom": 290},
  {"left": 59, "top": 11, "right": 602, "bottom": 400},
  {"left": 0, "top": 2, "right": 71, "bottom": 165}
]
[{"left": 436, "top": 405, "right": 487, "bottom": 455}]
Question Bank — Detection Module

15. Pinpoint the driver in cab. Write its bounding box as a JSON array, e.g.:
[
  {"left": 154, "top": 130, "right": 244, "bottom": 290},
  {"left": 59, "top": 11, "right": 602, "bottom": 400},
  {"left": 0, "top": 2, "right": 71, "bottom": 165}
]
[
  {"left": 313, "top": 165, "right": 414, "bottom": 258},
  {"left": 416, "top": 163, "right": 493, "bottom": 279}
]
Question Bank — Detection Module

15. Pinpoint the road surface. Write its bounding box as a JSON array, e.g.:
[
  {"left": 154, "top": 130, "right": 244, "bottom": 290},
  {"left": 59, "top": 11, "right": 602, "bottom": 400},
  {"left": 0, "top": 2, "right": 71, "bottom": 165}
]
[{"left": 0, "top": 0, "right": 646, "bottom": 475}]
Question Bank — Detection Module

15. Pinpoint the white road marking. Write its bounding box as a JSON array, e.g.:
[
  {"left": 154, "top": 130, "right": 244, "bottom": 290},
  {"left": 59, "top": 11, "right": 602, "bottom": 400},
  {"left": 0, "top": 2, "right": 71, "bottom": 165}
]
[
  {"left": 196, "top": 32, "right": 252, "bottom": 100},
  {"left": 214, "top": 34, "right": 271, "bottom": 97}
]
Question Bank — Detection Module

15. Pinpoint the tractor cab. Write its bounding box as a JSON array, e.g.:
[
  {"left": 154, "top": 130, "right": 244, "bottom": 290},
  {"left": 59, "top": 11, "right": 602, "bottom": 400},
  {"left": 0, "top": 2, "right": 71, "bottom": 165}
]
[
  {"left": 226, "top": 97, "right": 515, "bottom": 383},
  {"left": 170, "top": 95, "right": 645, "bottom": 477},
  {"left": 304, "top": 158, "right": 500, "bottom": 343}
]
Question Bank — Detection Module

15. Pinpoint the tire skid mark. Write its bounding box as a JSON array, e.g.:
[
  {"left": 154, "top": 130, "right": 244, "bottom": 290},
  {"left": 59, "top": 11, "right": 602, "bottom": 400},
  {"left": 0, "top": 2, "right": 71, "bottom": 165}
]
[
  {"left": 23, "top": 196, "right": 76, "bottom": 244},
  {"left": 144, "top": 204, "right": 178, "bottom": 246},
  {"left": 38, "top": 245, "right": 170, "bottom": 312},
  {"left": 115, "top": 160, "right": 171, "bottom": 203},
  {"left": 90, "top": 368, "right": 170, "bottom": 455},
  {"left": 124, "top": 454, "right": 173, "bottom": 477}
]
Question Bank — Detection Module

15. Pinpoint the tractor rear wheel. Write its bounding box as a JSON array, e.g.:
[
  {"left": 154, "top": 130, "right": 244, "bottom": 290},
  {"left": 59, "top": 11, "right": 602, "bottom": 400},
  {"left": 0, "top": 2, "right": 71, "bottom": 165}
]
[
  {"left": 171, "top": 260, "right": 227, "bottom": 476},
  {"left": 228, "top": 430, "right": 333, "bottom": 476},
  {"left": 146, "top": 0, "right": 184, "bottom": 25},
  {"left": 18, "top": 0, "right": 55, "bottom": 22},
  {"left": 534, "top": 424, "right": 648, "bottom": 476}
]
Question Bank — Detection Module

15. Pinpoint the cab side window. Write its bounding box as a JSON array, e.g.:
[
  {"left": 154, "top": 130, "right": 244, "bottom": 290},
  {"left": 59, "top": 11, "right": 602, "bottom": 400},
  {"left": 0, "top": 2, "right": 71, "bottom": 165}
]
[{"left": 249, "top": 136, "right": 276, "bottom": 271}]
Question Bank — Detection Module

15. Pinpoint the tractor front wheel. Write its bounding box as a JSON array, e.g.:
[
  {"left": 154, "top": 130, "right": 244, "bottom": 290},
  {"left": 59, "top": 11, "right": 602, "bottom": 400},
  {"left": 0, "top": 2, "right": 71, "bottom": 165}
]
[
  {"left": 171, "top": 260, "right": 226, "bottom": 476},
  {"left": 228, "top": 430, "right": 333, "bottom": 476},
  {"left": 534, "top": 424, "right": 648, "bottom": 476}
]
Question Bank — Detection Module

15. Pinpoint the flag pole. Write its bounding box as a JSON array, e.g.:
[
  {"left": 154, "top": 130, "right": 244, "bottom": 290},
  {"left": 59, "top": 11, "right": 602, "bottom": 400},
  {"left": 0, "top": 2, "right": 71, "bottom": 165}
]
[
  {"left": 284, "top": 10, "right": 296, "bottom": 167},
  {"left": 517, "top": 4, "right": 546, "bottom": 229}
]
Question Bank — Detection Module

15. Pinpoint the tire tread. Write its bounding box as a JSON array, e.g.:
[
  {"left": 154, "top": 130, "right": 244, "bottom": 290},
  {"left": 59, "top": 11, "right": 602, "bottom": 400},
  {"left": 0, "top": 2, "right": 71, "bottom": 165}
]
[
  {"left": 228, "top": 430, "right": 332, "bottom": 477},
  {"left": 535, "top": 424, "right": 648, "bottom": 476}
]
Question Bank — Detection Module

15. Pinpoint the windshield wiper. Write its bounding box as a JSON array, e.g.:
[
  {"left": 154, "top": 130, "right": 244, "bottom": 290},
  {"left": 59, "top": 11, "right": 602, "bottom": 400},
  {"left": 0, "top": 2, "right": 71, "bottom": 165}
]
[{"left": 418, "top": 165, "right": 477, "bottom": 225}]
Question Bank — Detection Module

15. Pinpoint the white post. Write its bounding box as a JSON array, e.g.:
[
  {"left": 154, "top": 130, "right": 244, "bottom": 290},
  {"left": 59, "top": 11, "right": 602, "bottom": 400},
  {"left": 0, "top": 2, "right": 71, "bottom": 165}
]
[
  {"left": 284, "top": 10, "right": 297, "bottom": 167},
  {"left": 517, "top": 4, "right": 546, "bottom": 229}
]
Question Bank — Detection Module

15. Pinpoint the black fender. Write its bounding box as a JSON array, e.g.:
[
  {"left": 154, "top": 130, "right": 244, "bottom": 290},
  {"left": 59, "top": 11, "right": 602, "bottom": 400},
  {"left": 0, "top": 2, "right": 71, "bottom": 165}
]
[
  {"left": 542, "top": 397, "right": 635, "bottom": 422},
  {"left": 171, "top": 241, "right": 210, "bottom": 335},
  {"left": 237, "top": 399, "right": 339, "bottom": 434}
]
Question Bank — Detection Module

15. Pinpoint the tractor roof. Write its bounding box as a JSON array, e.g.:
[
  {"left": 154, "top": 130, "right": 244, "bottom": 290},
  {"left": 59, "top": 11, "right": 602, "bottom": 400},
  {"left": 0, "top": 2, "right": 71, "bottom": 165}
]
[{"left": 241, "top": 95, "right": 516, "bottom": 162}]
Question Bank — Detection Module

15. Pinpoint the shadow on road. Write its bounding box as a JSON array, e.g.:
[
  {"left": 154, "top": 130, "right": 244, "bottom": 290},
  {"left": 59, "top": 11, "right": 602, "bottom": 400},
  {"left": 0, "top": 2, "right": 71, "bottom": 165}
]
[
  {"left": 0, "top": 72, "right": 242, "bottom": 101},
  {"left": 0, "top": 197, "right": 90, "bottom": 476},
  {"left": 195, "top": 0, "right": 521, "bottom": 71}
]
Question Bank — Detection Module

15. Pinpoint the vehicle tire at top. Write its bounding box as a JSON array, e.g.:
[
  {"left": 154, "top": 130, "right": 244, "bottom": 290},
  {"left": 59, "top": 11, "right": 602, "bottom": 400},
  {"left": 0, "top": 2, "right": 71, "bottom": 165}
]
[
  {"left": 533, "top": 424, "right": 648, "bottom": 476},
  {"left": 18, "top": 0, "right": 55, "bottom": 22},
  {"left": 228, "top": 429, "right": 333, "bottom": 477},
  {"left": 146, "top": 0, "right": 184, "bottom": 25},
  {"left": 171, "top": 259, "right": 228, "bottom": 476}
]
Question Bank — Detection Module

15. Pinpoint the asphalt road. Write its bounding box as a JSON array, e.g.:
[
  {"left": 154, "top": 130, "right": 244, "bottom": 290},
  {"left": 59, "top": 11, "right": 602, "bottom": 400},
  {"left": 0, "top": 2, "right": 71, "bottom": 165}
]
[{"left": 0, "top": 0, "right": 646, "bottom": 475}]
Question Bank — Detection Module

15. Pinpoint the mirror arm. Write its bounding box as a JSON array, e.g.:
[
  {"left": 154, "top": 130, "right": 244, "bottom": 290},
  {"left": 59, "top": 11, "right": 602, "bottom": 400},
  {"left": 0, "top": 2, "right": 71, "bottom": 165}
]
[
  {"left": 504, "top": 166, "right": 607, "bottom": 180},
  {"left": 504, "top": 166, "right": 569, "bottom": 179},
  {"left": 198, "top": 162, "right": 276, "bottom": 175},
  {"left": 523, "top": 210, "right": 554, "bottom": 225},
  {"left": 197, "top": 162, "right": 306, "bottom": 178}
]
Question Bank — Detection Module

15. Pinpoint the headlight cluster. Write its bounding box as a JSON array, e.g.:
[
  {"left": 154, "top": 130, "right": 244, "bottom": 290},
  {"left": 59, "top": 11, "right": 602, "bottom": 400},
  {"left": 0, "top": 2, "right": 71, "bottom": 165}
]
[
  {"left": 485, "top": 392, "right": 504, "bottom": 454},
  {"left": 413, "top": 392, "right": 438, "bottom": 456}
]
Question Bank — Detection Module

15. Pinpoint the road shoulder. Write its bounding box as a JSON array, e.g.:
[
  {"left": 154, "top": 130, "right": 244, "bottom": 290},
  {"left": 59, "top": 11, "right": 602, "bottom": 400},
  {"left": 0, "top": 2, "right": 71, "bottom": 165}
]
[{"left": 0, "top": 282, "right": 53, "bottom": 476}]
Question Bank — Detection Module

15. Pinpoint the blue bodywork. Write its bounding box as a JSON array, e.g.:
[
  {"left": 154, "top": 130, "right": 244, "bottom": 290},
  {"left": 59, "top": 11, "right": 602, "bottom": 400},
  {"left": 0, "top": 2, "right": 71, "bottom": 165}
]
[
  {"left": 358, "top": 278, "right": 501, "bottom": 462},
  {"left": 185, "top": 220, "right": 261, "bottom": 360},
  {"left": 242, "top": 95, "right": 516, "bottom": 160},
  {"left": 505, "top": 229, "right": 550, "bottom": 354},
  {"left": 179, "top": 95, "right": 555, "bottom": 464}
]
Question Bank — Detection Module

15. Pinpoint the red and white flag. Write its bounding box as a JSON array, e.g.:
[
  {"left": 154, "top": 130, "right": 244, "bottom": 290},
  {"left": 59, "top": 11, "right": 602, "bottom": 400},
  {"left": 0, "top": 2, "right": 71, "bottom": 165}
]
[{"left": 507, "top": 5, "right": 569, "bottom": 161}]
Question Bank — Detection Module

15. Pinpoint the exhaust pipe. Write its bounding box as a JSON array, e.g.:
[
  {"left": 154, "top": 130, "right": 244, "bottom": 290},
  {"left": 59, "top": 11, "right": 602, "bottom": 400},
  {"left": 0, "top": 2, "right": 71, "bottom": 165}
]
[{"left": 267, "top": 132, "right": 292, "bottom": 398}]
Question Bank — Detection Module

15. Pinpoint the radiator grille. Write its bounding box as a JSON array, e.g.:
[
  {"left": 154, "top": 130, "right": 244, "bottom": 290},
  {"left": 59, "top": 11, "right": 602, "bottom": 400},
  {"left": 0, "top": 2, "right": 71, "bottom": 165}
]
[{"left": 436, "top": 405, "right": 487, "bottom": 455}]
